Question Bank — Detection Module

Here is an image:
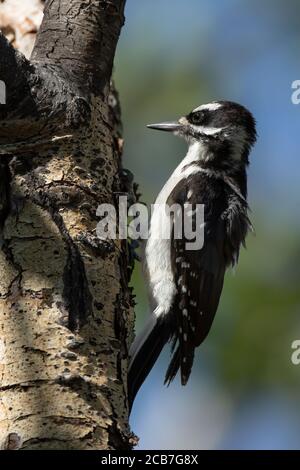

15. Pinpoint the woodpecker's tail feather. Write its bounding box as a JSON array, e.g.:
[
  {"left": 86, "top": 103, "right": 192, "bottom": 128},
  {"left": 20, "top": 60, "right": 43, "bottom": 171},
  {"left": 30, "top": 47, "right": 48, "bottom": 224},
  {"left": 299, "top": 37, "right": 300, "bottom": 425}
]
[
  {"left": 128, "top": 314, "right": 170, "bottom": 413},
  {"left": 164, "top": 346, "right": 180, "bottom": 385},
  {"left": 164, "top": 344, "right": 195, "bottom": 386}
]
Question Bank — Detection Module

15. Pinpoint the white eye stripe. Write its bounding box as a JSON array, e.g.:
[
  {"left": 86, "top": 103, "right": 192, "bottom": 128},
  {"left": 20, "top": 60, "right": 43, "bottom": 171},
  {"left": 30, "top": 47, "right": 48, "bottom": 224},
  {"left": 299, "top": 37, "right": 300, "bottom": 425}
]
[
  {"left": 193, "top": 102, "right": 223, "bottom": 112},
  {"left": 191, "top": 124, "right": 226, "bottom": 135}
]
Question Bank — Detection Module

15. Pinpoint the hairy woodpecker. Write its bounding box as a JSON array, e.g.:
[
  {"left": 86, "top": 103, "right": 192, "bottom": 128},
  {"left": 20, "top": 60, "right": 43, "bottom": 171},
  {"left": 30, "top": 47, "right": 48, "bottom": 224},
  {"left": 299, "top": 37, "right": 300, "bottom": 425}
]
[{"left": 128, "top": 100, "right": 257, "bottom": 411}]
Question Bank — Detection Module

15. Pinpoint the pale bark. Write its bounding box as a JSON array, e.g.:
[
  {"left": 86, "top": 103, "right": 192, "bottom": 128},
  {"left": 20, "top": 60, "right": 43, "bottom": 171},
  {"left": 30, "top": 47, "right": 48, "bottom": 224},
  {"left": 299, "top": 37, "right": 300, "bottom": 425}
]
[
  {"left": 0, "top": 0, "right": 135, "bottom": 450},
  {"left": 0, "top": 0, "right": 44, "bottom": 58}
]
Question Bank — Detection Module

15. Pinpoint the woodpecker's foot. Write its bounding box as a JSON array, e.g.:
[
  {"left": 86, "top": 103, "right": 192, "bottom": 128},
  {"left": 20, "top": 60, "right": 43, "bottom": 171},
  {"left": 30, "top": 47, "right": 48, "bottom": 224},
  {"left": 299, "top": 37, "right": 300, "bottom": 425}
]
[
  {"left": 118, "top": 168, "right": 141, "bottom": 206},
  {"left": 76, "top": 232, "right": 115, "bottom": 257},
  {"left": 128, "top": 239, "right": 141, "bottom": 263}
]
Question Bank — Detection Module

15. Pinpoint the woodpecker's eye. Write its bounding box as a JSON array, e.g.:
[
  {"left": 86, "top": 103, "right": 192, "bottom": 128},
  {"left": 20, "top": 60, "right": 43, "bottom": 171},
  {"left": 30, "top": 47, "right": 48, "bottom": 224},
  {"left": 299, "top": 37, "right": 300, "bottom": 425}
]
[{"left": 188, "top": 110, "right": 209, "bottom": 126}]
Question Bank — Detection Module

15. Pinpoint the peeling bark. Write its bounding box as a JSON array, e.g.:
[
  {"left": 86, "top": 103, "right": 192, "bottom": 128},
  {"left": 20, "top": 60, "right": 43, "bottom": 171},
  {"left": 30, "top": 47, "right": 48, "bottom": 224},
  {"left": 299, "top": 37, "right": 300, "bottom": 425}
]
[{"left": 0, "top": 0, "right": 135, "bottom": 450}]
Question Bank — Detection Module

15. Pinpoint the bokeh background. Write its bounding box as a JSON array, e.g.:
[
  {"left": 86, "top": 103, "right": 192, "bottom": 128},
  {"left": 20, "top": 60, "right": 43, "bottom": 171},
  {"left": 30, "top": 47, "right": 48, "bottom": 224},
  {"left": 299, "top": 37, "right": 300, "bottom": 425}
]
[{"left": 114, "top": 0, "right": 300, "bottom": 449}]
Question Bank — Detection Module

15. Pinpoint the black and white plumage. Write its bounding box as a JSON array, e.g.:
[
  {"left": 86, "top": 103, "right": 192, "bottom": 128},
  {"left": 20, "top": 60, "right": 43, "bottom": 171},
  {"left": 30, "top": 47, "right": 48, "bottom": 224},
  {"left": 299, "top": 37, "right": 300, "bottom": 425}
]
[{"left": 128, "top": 100, "right": 257, "bottom": 411}]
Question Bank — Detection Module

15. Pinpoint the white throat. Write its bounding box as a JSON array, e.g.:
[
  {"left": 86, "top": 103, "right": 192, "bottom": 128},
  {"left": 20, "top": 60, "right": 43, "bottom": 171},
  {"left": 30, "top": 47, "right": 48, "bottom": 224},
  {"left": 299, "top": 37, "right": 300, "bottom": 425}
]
[{"left": 185, "top": 140, "right": 212, "bottom": 163}]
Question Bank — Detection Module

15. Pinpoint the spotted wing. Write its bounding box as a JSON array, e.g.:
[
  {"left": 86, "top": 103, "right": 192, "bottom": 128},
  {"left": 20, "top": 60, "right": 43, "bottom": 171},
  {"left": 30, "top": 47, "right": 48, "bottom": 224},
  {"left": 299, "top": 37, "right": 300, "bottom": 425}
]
[{"left": 165, "top": 172, "right": 229, "bottom": 386}]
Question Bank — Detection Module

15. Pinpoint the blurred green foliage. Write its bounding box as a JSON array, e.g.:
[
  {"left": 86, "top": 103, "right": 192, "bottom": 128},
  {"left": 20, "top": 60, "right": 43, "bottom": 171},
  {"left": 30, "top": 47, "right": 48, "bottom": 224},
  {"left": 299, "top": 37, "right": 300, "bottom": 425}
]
[{"left": 213, "top": 227, "right": 300, "bottom": 393}]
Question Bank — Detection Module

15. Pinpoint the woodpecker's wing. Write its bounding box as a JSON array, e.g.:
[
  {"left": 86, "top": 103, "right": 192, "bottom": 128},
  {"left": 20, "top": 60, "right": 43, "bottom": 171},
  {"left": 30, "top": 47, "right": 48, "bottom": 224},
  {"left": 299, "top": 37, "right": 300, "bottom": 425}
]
[{"left": 165, "top": 172, "right": 229, "bottom": 386}]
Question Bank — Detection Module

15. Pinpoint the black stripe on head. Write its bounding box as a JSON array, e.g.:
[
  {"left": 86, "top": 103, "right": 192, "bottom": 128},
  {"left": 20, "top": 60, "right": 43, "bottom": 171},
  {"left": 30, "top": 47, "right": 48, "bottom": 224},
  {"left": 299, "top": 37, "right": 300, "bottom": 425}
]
[
  {"left": 187, "top": 109, "right": 211, "bottom": 126},
  {"left": 186, "top": 101, "right": 256, "bottom": 146}
]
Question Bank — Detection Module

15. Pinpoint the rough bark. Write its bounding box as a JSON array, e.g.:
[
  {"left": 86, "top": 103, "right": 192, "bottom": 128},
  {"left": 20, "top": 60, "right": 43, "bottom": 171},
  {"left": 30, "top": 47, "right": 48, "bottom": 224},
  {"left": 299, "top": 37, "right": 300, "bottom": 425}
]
[{"left": 0, "top": 0, "right": 135, "bottom": 450}]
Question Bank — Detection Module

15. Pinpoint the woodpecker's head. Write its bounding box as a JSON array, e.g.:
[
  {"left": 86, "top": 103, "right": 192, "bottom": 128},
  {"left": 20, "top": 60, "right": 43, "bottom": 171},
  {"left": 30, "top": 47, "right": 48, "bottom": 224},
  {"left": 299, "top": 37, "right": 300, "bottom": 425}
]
[{"left": 148, "top": 100, "right": 256, "bottom": 163}]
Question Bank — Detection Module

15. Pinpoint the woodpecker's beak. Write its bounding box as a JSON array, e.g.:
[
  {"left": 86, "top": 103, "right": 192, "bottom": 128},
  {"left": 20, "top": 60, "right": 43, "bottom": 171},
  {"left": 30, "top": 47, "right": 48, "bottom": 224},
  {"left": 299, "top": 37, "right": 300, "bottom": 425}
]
[{"left": 147, "top": 121, "right": 183, "bottom": 132}]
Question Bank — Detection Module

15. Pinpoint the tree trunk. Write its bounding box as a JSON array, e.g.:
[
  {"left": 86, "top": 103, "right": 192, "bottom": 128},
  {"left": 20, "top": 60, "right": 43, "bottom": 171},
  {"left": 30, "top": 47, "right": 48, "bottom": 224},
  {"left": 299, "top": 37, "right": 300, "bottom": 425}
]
[{"left": 0, "top": 0, "right": 135, "bottom": 450}]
